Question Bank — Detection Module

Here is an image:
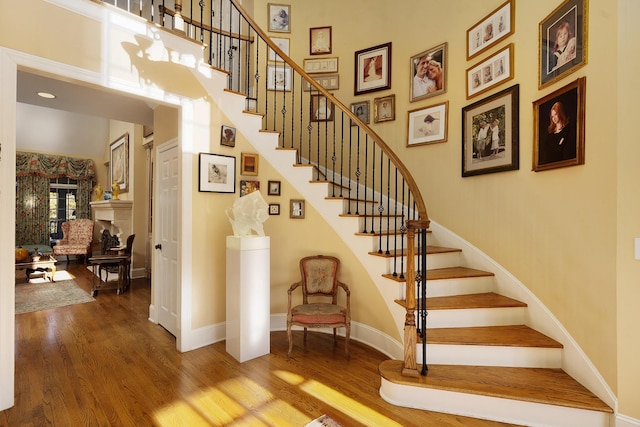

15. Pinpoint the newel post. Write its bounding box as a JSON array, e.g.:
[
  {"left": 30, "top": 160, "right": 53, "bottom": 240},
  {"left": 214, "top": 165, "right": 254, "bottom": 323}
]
[{"left": 174, "top": 0, "right": 185, "bottom": 33}]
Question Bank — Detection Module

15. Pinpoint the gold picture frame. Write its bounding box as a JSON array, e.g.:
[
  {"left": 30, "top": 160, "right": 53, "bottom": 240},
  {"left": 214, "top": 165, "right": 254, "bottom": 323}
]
[
  {"left": 373, "top": 94, "right": 395, "bottom": 123},
  {"left": 109, "top": 132, "right": 129, "bottom": 193},
  {"left": 240, "top": 153, "right": 259, "bottom": 176},
  {"left": 290, "top": 199, "right": 305, "bottom": 219},
  {"left": 466, "top": 0, "right": 515, "bottom": 60}
]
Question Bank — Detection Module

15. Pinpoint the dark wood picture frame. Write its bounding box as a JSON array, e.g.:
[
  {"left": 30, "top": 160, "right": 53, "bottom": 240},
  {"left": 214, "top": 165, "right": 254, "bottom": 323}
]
[
  {"left": 309, "top": 26, "right": 332, "bottom": 55},
  {"left": 267, "top": 180, "right": 281, "bottom": 196},
  {"left": 354, "top": 42, "right": 392, "bottom": 96}
]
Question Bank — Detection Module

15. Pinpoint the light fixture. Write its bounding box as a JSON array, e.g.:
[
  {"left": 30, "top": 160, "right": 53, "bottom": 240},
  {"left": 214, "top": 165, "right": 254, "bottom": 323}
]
[{"left": 37, "top": 91, "right": 56, "bottom": 99}]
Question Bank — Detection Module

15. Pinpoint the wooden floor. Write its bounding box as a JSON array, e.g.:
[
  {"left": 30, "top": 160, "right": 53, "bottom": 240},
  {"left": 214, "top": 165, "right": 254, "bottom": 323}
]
[{"left": 2, "top": 262, "right": 522, "bottom": 427}]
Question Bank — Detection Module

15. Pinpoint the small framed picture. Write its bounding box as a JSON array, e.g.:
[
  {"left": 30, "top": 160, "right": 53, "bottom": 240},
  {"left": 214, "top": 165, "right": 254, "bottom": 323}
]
[
  {"left": 467, "top": 0, "right": 515, "bottom": 60},
  {"left": 407, "top": 101, "right": 448, "bottom": 147},
  {"left": 310, "top": 26, "right": 332, "bottom": 55},
  {"left": 354, "top": 42, "right": 392, "bottom": 96},
  {"left": 462, "top": 84, "right": 520, "bottom": 177},
  {"left": 466, "top": 44, "right": 514, "bottom": 99},
  {"left": 198, "top": 153, "right": 236, "bottom": 193},
  {"left": 110, "top": 132, "right": 129, "bottom": 193},
  {"left": 267, "top": 65, "right": 291, "bottom": 91},
  {"left": 268, "top": 180, "right": 281, "bottom": 196},
  {"left": 269, "top": 37, "right": 290, "bottom": 62},
  {"left": 539, "top": 0, "right": 588, "bottom": 88},
  {"left": 240, "top": 153, "right": 259, "bottom": 175},
  {"left": 268, "top": 3, "right": 290, "bottom": 33},
  {"left": 303, "top": 74, "right": 340, "bottom": 92},
  {"left": 373, "top": 94, "right": 395, "bottom": 123},
  {"left": 350, "top": 101, "right": 370, "bottom": 126},
  {"left": 533, "top": 77, "right": 586, "bottom": 172},
  {"left": 221, "top": 125, "right": 236, "bottom": 147},
  {"left": 409, "top": 42, "right": 447, "bottom": 103},
  {"left": 303, "top": 57, "right": 339, "bottom": 74},
  {"left": 269, "top": 203, "right": 280, "bottom": 215},
  {"left": 240, "top": 180, "right": 260, "bottom": 197},
  {"left": 310, "top": 94, "right": 334, "bottom": 122},
  {"left": 290, "top": 199, "right": 305, "bottom": 219}
]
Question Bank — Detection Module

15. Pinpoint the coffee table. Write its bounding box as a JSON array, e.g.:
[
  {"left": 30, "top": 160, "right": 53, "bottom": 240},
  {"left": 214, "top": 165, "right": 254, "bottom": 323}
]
[{"left": 15, "top": 255, "right": 57, "bottom": 282}]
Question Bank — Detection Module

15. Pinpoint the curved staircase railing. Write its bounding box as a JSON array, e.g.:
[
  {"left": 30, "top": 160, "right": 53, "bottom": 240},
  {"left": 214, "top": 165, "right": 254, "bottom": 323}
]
[{"left": 103, "top": 0, "right": 431, "bottom": 376}]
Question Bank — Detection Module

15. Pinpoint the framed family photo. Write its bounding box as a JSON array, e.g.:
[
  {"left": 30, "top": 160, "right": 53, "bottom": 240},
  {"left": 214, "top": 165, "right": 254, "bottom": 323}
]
[
  {"left": 110, "top": 132, "right": 129, "bottom": 193},
  {"left": 198, "top": 153, "right": 235, "bottom": 193},
  {"left": 374, "top": 94, "right": 395, "bottom": 123},
  {"left": 407, "top": 101, "right": 448, "bottom": 147},
  {"left": 466, "top": 44, "right": 514, "bottom": 99},
  {"left": 409, "top": 42, "right": 447, "bottom": 103},
  {"left": 354, "top": 42, "right": 392, "bottom": 96},
  {"left": 533, "top": 77, "right": 586, "bottom": 172},
  {"left": 462, "top": 84, "right": 519, "bottom": 177},
  {"left": 268, "top": 37, "right": 290, "bottom": 62},
  {"left": 310, "top": 26, "right": 332, "bottom": 55},
  {"left": 539, "top": 0, "right": 588, "bottom": 88},
  {"left": 268, "top": 3, "right": 290, "bottom": 33},
  {"left": 467, "top": 0, "right": 515, "bottom": 60},
  {"left": 350, "top": 100, "right": 370, "bottom": 126},
  {"left": 266, "top": 65, "right": 291, "bottom": 91}
]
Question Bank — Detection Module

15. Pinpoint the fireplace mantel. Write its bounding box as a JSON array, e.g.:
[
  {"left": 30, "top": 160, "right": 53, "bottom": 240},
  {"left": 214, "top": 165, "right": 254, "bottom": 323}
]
[{"left": 90, "top": 200, "right": 133, "bottom": 245}]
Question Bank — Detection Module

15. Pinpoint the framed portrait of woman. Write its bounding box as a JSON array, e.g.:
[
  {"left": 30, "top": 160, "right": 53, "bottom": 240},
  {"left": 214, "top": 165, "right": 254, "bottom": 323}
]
[
  {"left": 533, "top": 77, "right": 586, "bottom": 172},
  {"left": 539, "top": 0, "right": 588, "bottom": 88}
]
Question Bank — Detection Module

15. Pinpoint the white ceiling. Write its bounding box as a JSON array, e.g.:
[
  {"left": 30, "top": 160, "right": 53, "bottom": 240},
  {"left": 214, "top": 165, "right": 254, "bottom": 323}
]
[{"left": 16, "top": 71, "right": 155, "bottom": 158}]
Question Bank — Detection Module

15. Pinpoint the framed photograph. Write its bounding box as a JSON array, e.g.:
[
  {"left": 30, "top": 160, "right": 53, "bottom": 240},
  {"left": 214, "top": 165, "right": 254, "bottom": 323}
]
[
  {"left": 354, "top": 42, "right": 392, "bottom": 96},
  {"left": 303, "top": 74, "right": 340, "bottom": 92},
  {"left": 268, "top": 3, "right": 290, "bottom": 33},
  {"left": 466, "top": 43, "right": 514, "bottom": 99},
  {"left": 310, "top": 26, "right": 332, "bottom": 55},
  {"left": 303, "top": 57, "right": 339, "bottom": 74},
  {"left": 373, "top": 94, "right": 395, "bottom": 123},
  {"left": 269, "top": 37, "right": 290, "bottom": 62},
  {"left": 221, "top": 125, "right": 236, "bottom": 147},
  {"left": 350, "top": 101, "right": 370, "bottom": 126},
  {"left": 407, "top": 101, "right": 448, "bottom": 147},
  {"left": 290, "top": 199, "right": 305, "bottom": 219},
  {"left": 539, "top": 0, "right": 588, "bottom": 89},
  {"left": 267, "top": 180, "right": 281, "bottom": 196},
  {"left": 240, "top": 153, "right": 259, "bottom": 175},
  {"left": 110, "top": 132, "right": 129, "bottom": 193},
  {"left": 533, "top": 77, "right": 586, "bottom": 172},
  {"left": 269, "top": 203, "right": 280, "bottom": 215},
  {"left": 467, "top": 0, "right": 515, "bottom": 60},
  {"left": 310, "top": 94, "right": 335, "bottom": 122},
  {"left": 462, "top": 84, "right": 520, "bottom": 177},
  {"left": 410, "top": 42, "right": 447, "bottom": 103},
  {"left": 240, "top": 180, "right": 260, "bottom": 197},
  {"left": 267, "top": 65, "right": 291, "bottom": 91},
  {"left": 198, "top": 153, "right": 235, "bottom": 193}
]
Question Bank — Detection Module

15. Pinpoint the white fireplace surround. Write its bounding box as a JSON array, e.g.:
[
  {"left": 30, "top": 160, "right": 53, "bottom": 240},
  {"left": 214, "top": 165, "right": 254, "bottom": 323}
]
[{"left": 90, "top": 200, "right": 133, "bottom": 247}]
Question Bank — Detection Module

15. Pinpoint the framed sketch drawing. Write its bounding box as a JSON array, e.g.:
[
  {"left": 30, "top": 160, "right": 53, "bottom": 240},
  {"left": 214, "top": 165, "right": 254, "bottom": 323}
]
[
  {"left": 373, "top": 95, "right": 395, "bottom": 123},
  {"left": 467, "top": 0, "right": 514, "bottom": 60},
  {"left": 268, "top": 3, "right": 290, "bottom": 33},
  {"left": 110, "top": 132, "right": 129, "bottom": 193},
  {"left": 407, "top": 101, "right": 448, "bottom": 147},
  {"left": 533, "top": 77, "right": 586, "bottom": 172},
  {"left": 409, "top": 42, "right": 447, "bottom": 103},
  {"left": 350, "top": 101, "right": 370, "bottom": 126},
  {"left": 310, "top": 26, "right": 331, "bottom": 55},
  {"left": 303, "top": 74, "right": 340, "bottom": 92},
  {"left": 462, "top": 84, "right": 519, "bottom": 177},
  {"left": 269, "top": 37, "right": 290, "bottom": 62},
  {"left": 354, "top": 42, "right": 392, "bottom": 95},
  {"left": 539, "top": 0, "right": 588, "bottom": 88},
  {"left": 198, "top": 153, "right": 235, "bottom": 193},
  {"left": 303, "top": 57, "right": 339, "bottom": 74},
  {"left": 466, "top": 44, "right": 514, "bottom": 99},
  {"left": 267, "top": 65, "right": 291, "bottom": 91},
  {"left": 310, "top": 94, "right": 334, "bottom": 122}
]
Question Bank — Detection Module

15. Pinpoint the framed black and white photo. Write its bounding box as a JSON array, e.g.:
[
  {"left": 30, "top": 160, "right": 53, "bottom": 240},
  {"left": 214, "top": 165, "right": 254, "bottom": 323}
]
[
  {"left": 310, "top": 26, "right": 331, "bottom": 55},
  {"left": 373, "top": 94, "right": 395, "bottom": 123},
  {"left": 198, "top": 153, "right": 235, "bottom": 193},
  {"left": 350, "top": 101, "right": 370, "bottom": 126},
  {"left": 462, "top": 84, "right": 520, "bottom": 177},
  {"left": 290, "top": 199, "right": 305, "bottom": 219},
  {"left": 268, "top": 180, "right": 281, "bottom": 196},
  {"left": 354, "top": 42, "right": 392, "bottom": 95}
]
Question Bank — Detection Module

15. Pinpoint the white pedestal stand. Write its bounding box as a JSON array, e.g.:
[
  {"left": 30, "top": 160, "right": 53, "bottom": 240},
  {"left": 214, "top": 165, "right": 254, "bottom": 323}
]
[{"left": 225, "top": 236, "right": 270, "bottom": 362}]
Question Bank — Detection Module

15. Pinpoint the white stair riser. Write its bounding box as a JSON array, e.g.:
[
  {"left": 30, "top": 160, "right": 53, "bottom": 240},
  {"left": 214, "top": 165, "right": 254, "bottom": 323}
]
[
  {"left": 380, "top": 379, "right": 611, "bottom": 427},
  {"left": 423, "top": 276, "right": 495, "bottom": 298},
  {"left": 426, "top": 307, "right": 526, "bottom": 328},
  {"left": 419, "top": 344, "right": 562, "bottom": 368}
]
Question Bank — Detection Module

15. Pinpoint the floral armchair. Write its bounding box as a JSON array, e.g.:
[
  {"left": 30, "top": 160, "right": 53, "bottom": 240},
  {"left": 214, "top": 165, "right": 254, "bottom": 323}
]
[{"left": 53, "top": 219, "right": 94, "bottom": 262}]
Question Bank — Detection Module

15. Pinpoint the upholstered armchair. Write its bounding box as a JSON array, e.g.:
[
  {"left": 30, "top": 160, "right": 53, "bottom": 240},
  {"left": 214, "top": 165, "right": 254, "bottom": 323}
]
[
  {"left": 287, "top": 255, "right": 351, "bottom": 357},
  {"left": 53, "top": 219, "right": 94, "bottom": 262}
]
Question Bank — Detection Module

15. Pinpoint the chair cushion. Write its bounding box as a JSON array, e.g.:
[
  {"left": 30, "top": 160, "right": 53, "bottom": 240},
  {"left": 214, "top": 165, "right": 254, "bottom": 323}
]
[
  {"left": 53, "top": 244, "right": 90, "bottom": 255},
  {"left": 291, "top": 303, "right": 346, "bottom": 324}
]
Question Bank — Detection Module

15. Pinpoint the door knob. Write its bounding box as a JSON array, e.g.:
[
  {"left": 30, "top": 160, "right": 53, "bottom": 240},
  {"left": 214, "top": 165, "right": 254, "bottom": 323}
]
[{"left": 155, "top": 244, "right": 162, "bottom": 250}]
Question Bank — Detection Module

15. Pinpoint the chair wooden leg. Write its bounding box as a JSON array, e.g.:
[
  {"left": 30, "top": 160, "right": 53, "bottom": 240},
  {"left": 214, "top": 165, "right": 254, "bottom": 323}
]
[
  {"left": 333, "top": 328, "right": 337, "bottom": 344},
  {"left": 287, "top": 324, "right": 293, "bottom": 356},
  {"left": 345, "top": 323, "right": 351, "bottom": 358},
  {"left": 303, "top": 327, "right": 307, "bottom": 343}
]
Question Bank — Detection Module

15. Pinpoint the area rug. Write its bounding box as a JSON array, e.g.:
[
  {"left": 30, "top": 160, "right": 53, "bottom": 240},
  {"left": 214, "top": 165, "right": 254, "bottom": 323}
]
[
  {"left": 15, "top": 279, "right": 95, "bottom": 314},
  {"left": 305, "top": 415, "right": 344, "bottom": 427}
]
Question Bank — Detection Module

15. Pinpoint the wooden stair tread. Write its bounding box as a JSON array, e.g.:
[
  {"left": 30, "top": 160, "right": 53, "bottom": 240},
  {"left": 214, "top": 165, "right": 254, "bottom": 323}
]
[
  {"left": 379, "top": 360, "right": 612, "bottom": 413},
  {"left": 383, "top": 266, "right": 494, "bottom": 282},
  {"left": 355, "top": 229, "right": 431, "bottom": 237},
  {"left": 395, "top": 292, "right": 527, "bottom": 310},
  {"left": 426, "top": 325, "right": 563, "bottom": 348},
  {"left": 369, "top": 245, "right": 461, "bottom": 258},
  {"left": 325, "top": 196, "right": 378, "bottom": 203}
]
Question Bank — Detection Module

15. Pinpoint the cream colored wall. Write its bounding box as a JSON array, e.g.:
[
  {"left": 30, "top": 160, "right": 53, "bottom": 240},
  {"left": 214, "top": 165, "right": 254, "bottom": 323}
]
[{"left": 255, "top": 0, "right": 638, "bottom": 418}]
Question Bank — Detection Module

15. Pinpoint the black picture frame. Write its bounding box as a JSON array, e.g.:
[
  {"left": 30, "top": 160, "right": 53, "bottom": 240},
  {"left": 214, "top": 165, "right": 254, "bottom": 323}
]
[{"left": 198, "top": 153, "right": 236, "bottom": 193}]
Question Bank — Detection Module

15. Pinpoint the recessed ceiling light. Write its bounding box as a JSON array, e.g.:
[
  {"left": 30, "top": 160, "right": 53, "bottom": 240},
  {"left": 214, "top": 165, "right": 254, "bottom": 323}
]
[{"left": 37, "top": 91, "right": 56, "bottom": 99}]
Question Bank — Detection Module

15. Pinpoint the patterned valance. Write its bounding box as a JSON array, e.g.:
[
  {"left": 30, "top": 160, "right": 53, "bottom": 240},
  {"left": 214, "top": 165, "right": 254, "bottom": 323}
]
[{"left": 16, "top": 152, "right": 95, "bottom": 180}]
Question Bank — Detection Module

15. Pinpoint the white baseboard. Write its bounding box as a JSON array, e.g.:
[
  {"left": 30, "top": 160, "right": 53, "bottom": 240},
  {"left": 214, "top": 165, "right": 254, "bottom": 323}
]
[{"left": 617, "top": 413, "right": 640, "bottom": 427}]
